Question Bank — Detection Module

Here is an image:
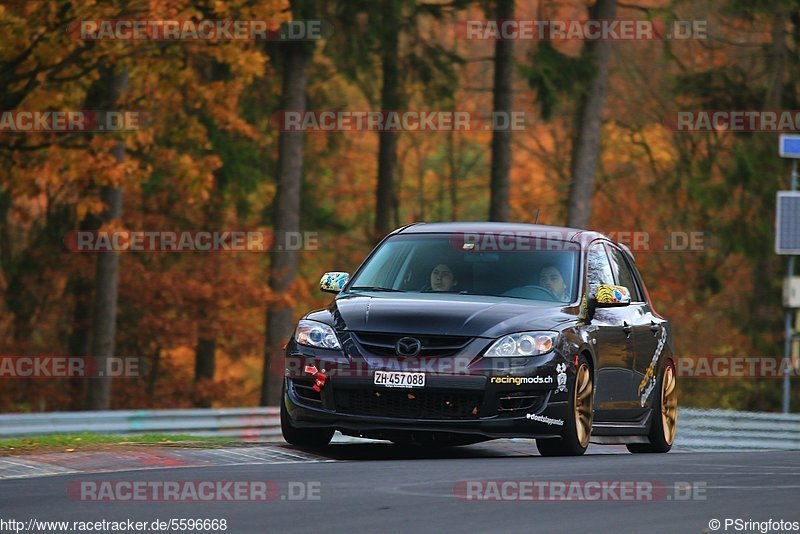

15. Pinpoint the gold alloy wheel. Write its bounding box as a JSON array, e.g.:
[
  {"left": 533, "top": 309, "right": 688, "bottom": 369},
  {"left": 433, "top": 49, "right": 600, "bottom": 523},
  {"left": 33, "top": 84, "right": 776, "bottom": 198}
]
[
  {"left": 574, "top": 363, "right": 593, "bottom": 448},
  {"left": 661, "top": 365, "right": 678, "bottom": 445}
]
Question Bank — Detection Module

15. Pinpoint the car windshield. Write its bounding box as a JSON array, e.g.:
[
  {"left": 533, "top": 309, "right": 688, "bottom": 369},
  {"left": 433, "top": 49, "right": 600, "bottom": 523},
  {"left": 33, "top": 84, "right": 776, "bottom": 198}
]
[{"left": 346, "top": 233, "right": 580, "bottom": 303}]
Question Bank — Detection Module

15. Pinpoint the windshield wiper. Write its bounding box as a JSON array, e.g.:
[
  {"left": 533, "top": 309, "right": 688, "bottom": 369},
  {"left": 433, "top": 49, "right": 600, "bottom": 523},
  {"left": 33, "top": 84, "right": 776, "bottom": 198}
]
[{"left": 348, "top": 286, "right": 406, "bottom": 292}]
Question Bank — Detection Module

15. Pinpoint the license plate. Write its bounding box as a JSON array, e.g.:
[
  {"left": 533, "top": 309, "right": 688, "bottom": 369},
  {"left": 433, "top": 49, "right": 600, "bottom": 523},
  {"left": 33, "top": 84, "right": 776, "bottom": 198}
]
[{"left": 373, "top": 371, "right": 425, "bottom": 388}]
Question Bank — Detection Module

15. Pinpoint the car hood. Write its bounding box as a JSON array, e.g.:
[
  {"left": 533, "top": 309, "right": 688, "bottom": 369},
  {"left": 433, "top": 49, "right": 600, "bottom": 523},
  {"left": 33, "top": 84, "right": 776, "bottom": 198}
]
[{"left": 306, "top": 292, "right": 575, "bottom": 338}]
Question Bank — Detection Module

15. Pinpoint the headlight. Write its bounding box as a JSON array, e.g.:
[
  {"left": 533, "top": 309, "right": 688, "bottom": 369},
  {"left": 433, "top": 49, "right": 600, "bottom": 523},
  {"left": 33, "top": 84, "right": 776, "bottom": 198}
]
[
  {"left": 294, "top": 319, "right": 341, "bottom": 350},
  {"left": 484, "top": 331, "right": 558, "bottom": 357}
]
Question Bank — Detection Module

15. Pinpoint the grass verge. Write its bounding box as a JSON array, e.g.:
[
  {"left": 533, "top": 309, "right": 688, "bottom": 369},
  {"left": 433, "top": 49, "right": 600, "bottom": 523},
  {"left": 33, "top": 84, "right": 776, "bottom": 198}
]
[{"left": 0, "top": 432, "right": 231, "bottom": 455}]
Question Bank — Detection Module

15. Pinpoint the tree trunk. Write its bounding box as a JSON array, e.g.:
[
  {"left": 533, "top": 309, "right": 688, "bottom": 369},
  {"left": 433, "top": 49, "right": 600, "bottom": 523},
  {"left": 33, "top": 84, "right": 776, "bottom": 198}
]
[
  {"left": 750, "top": 2, "right": 788, "bottom": 348},
  {"left": 566, "top": 0, "right": 617, "bottom": 229},
  {"left": 374, "top": 0, "right": 401, "bottom": 240},
  {"left": 193, "top": 336, "right": 216, "bottom": 408},
  {"left": 488, "top": 0, "right": 514, "bottom": 222},
  {"left": 147, "top": 345, "right": 161, "bottom": 404},
  {"left": 86, "top": 69, "right": 127, "bottom": 410},
  {"left": 86, "top": 181, "right": 122, "bottom": 409},
  {"left": 415, "top": 141, "right": 425, "bottom": 221},
  {"left": 260, "top": 34, "right": 311, "bottom": 406},
  {"left": 448, "top": 130, "right": 458, "bottom": 220},
  {"left": 66, "top": 246, "right": 92, "bottom": 410},
  {"left": 763, "top": 1, "right": 786, "bottom": 111}
]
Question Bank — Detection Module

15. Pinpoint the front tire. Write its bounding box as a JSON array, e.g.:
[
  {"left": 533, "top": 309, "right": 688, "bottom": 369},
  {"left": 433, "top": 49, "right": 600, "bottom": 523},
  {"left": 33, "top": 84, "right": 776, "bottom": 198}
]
[
  {"left": 280, "top": 383, "right": 334, "bottom": 448},
  {"left": 627, "top": 360, "right": 677, "bottom": 454},
  {"left": 537, "top": 355, "right": 594, "bottom": 457}
]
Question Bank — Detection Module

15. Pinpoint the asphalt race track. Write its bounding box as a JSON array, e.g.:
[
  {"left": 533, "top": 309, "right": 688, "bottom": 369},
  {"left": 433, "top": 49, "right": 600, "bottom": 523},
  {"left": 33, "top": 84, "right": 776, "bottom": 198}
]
[{"left": 1, "top": 441, "right": 799, "bottom": 534}]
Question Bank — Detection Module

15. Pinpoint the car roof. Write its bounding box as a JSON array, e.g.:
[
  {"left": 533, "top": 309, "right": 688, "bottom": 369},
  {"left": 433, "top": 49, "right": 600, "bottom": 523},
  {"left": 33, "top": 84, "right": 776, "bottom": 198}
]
[{"left": 392, "top": 221, "right": 610, "bottom": 245}]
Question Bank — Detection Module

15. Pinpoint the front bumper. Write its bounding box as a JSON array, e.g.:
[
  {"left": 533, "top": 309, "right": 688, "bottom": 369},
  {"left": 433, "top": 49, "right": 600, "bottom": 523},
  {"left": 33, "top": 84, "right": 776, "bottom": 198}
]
[{"left": 283, "top": 337, "right": 575, "bottom": 440}]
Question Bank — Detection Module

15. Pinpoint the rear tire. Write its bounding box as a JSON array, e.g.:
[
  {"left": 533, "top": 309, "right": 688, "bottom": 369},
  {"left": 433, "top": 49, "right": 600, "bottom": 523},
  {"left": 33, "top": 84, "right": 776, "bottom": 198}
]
[
  {"left": 627, "top": 361, "right": 677, "bottom": 454},
  {"left": 537, "top": 355, "right": 593, "bottom": 457},
  {"left": 280, "top": 383, "right": 334, "bottom": 448}
]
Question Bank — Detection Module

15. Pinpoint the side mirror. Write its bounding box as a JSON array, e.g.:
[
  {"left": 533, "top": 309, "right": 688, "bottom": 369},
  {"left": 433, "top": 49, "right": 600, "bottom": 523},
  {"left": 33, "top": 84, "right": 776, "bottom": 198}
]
[
  {"left": 590, "top": 285, "right": 631, "bottom": 308},
  {"left": 320, "top": 272, "right": 350, "bottom": 294}
]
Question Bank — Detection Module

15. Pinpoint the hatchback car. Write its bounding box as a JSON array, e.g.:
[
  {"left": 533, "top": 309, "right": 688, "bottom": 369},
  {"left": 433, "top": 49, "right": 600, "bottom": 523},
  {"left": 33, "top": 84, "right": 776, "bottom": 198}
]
[{"left": 281, "top": 222, "right": 677, "bottom": 456}]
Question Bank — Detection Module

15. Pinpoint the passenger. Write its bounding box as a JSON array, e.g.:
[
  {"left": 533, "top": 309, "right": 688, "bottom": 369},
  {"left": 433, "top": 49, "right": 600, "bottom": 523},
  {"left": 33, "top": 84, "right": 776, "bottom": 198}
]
[{"left": 539, "top": 265, "right": 570, "bottom": 301}]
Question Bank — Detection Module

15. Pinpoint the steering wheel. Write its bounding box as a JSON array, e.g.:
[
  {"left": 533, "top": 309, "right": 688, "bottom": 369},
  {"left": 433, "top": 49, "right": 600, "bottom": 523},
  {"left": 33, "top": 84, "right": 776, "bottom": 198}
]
[{"left": 502, "top": 284, "right": 559, "bottom": 301}]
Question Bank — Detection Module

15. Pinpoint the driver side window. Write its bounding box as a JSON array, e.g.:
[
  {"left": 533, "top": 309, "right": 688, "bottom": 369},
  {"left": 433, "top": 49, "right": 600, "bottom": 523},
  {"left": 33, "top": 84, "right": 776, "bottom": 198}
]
[
  {"left": 606, "top": 246, "right": 641, "bottom": 301},
  {"left": 587, "top": 243, "right": 614, "bottom": 296}
]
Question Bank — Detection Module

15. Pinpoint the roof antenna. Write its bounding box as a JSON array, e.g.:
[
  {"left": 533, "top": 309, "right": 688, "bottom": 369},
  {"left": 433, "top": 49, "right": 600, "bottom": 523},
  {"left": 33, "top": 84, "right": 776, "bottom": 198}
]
[{"left": 534, "top": 208, "right": 540, "bottom": 224}]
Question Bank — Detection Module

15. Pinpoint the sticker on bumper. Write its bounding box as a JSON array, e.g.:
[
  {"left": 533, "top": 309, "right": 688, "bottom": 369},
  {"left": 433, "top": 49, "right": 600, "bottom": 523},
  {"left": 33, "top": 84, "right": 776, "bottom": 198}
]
[
  {"left": 526, "top": 413, "right": 564, "bottom": 426},
  {"left": 555, "top": 363, "right": 568, "bottom": 393},
  {"left": 490, "top": 376, "right": 553, "bottom": 385}
]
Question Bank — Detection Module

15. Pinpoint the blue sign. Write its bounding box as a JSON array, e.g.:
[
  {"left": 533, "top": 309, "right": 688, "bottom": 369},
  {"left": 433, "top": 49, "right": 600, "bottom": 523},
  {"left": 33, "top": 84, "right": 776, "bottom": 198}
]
[
  {"left": 780, "top": 134, "right": 800, "bottom": 158},
  {"left": 776, "top": 192, "right": 800, "bottom": 254}
]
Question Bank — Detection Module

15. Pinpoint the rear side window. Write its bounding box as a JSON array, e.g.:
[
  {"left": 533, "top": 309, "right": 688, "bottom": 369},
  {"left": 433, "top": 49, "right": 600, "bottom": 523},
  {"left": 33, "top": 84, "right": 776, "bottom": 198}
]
[{"left": 606, "top": 245, "right": 641, "bottom": 301}]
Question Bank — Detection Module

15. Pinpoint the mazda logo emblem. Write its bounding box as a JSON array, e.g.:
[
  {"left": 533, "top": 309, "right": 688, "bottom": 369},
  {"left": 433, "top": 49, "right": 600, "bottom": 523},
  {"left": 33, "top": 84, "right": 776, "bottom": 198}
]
[{"left": 395, "top": 337, "right": 422, "bottom": 357}]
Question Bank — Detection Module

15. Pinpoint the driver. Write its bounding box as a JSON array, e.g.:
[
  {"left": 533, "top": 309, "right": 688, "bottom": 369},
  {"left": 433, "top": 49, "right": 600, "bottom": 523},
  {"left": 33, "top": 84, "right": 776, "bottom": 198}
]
[
  {"left": 539, "top": 265, "right": 570, "bottom": 302},
  {"left": 430, "top": 263, "right": 457, "bottom": 292}
]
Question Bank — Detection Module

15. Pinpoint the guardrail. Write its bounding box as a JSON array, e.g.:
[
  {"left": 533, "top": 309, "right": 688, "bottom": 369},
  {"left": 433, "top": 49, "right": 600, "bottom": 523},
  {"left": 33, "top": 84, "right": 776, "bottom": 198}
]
[
  {"left": 0, "top": 407, "right": 281, "bottom": 442},
  {"left": 675, "top": 408, "right": 800, "bottom": 450},
  {"left": 0, "top": 407, "right": 798, "bottom": 449}
]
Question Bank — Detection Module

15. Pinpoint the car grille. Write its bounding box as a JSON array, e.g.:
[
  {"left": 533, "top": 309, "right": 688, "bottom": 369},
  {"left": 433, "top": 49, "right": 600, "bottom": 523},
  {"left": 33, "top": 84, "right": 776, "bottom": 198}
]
[
  {"left": 292, "top": 380, "right": 322, "bottom": 404},
  {"left": 334, "top": 388, "right": 482, "bottom": 419},
  {"left": 497, "top": 391, "right": 546, "bottom": 412},
  {"left": 350, "top": 332, "right": 472, "bottom": 357}
]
